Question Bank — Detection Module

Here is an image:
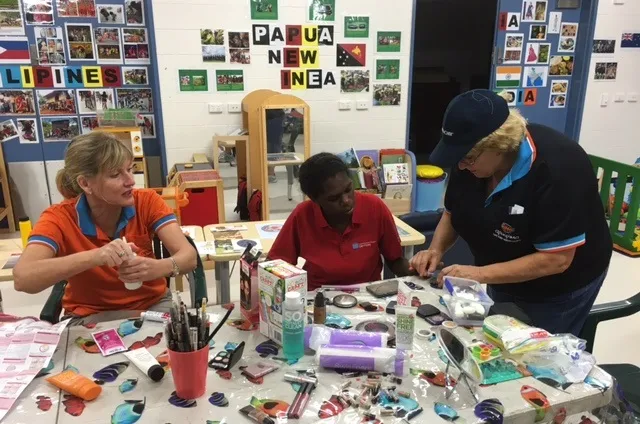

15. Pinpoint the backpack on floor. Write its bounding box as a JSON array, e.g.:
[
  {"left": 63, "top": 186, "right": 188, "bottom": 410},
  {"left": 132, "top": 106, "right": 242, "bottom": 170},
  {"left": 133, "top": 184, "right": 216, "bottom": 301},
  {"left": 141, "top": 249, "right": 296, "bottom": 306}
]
[
  {"left": 248, "top": 189, "right": 262, "bottom": 221},
  {"left": 234, "top": 177, "right": 249, "bottom": 220}
]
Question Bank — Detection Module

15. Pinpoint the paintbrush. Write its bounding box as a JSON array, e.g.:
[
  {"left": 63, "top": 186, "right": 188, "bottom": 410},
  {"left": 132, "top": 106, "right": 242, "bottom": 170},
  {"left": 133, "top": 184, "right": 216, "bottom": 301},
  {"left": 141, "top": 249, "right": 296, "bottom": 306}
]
[{"left": 204, "top": 306, "right": 233, "bottom": 347}]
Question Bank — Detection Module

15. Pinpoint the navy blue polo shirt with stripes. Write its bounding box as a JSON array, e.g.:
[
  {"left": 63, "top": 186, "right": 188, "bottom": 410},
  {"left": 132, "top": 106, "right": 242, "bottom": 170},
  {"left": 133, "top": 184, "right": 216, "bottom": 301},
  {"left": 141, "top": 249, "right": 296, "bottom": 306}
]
[{"left": 444, "top": 123, "right": 612, "bottom": 301}]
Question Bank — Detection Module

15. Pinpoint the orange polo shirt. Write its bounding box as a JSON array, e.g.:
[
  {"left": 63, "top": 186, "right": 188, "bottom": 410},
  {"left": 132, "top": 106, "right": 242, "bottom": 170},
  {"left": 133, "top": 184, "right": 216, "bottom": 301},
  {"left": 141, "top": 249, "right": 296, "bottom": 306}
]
[{"left": 28, "top": 189, "right": 177, "bottom": 317}]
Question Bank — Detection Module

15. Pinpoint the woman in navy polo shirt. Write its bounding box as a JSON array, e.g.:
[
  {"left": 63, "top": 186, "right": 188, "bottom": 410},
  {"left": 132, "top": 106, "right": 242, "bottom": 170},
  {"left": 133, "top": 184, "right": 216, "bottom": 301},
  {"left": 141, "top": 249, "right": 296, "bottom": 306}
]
[
  {"left": 411, "top": 89, "right": 612, "bottom": 336},
  {"left": 268, "top": 153, "right": 412, "bottom": 290}
]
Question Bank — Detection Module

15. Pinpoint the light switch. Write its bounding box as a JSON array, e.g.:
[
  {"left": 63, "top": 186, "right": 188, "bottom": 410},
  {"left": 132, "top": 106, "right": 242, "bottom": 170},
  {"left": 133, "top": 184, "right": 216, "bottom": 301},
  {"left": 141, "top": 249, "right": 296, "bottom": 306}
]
[
  {"left": 338, "top": 100, "right": 352, "bottom": 110},
  {"left": 208, "top": 103, "right": 223, "bottom": 113},
  {"left": 600, "top": 93, "right": 609, "bottom": 106},
  {"left": 628, "top": 92, "right": 638, "bottom": 102},
  {"left": 356, "top": 100, "right": 369, "bottom": 110},
  {"left": 614, "top": 92, "right": 625, "bottom": 102}
]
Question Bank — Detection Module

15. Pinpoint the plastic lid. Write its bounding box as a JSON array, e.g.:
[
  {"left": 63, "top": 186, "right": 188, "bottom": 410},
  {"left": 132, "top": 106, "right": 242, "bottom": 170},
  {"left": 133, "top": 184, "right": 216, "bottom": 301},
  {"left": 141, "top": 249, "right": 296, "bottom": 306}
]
[
  {"left": 284, "top": 292, "right": 302, "bottom": 309},
  {"left": 18, "top": 217, "right": 30, "bottom": 222},
  {"left": 147, "top": 364, "right": 165, "bottom": 382},
  {"left": 78, "top": 383, "right": 102, "bottom": 401}
]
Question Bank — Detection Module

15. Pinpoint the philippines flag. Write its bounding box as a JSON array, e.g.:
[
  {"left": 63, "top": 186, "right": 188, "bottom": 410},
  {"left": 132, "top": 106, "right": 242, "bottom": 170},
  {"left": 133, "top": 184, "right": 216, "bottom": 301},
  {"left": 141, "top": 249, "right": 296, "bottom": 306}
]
[
  {"left": 0, "top": 37, "right": 31, "bottom": 63},
  {"left": 621, "top": 33, "right": 640, "bottom": 48}
]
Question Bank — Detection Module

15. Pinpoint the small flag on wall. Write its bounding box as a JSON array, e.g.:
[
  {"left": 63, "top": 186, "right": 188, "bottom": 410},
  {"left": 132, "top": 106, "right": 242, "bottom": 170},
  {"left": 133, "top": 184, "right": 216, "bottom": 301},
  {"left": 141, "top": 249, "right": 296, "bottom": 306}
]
[
  {"left": 621, "top": 33, "right": 640, "bottom": 48},
  {"left": 0, "top": 37, "right": 30, "bottom": 64},
  {"left": 495, "top": 66, "right": 522, "bottom": 88},
  {"left": 336, "top": 43, "right": 366, "bottom": 67}
]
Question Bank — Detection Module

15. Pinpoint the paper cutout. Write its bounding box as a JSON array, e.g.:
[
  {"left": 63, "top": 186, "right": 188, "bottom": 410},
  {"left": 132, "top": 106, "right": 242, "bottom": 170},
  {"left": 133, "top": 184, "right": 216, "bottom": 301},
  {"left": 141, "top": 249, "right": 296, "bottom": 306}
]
[
  {"left": 36, "top": 360, "right": 55, "bottom": 377},
  {"left": 474, "top": 398, "right": 505, "bottom": 424},
  {"left": 62, "top": 394, "right": 86, "bottom": 416},
  {"left": 117, "top": 319, "right": 142, "bottom": 337},
  {"left": 168, "top": 391, "right": 197, "bottom": 408},
  {"left": 83, "top": 323, "right": 97, "bottom": 329},
  {"left": 75, "top": 336, "right": 100, "bottom": 354},
  {"left": 119, "top": 378, "right": 138, "bottom": 394},
  {"left": 251, "top": 396, "right": 289, "bottom": 418},
  {"left": 208, "top": 392, "right": 229, "bottom": 407},
  {"left": 554, "top": 407, "right": 567, "bottom": 424},
  {"left": 64, "top": 364, "right": 79, "bottom": 373},
  {"left": 155, "top": 350, "right": 170, "bottom": 372},
  {"left": 318, "top": 395, "right": 344, "bottom": 419},
  {"left": 435, "top": 402, "right": 459, "bottom": 421},
  {"left": 216, "top": 370, "right": 232, "bottom": 380},
  {"left": 128, "top": 332, "right": 162, "bottom": 350},
  {"left": 36, "top": 395, "right": 52, "bottom": 411},
  {"left": 111, "top": 398, "right": 145, "bottom": 424},
  {"left": 521, "top": 385, "right": 550, "bottom": 422},
  {"left": 93, "top": 361, "right": 129, "bottom": 383},
  {"left": 245, "top": 374, "right": 264, "bottom": 385},
  {"left": 420, "top": 370, "right": 454, "bottom": 387},
  {"left": 226, "top": 319, "right": 258, "bottom": 331},
  {"left": 256, "top": 340, "right": 279, "bottom": 357}
]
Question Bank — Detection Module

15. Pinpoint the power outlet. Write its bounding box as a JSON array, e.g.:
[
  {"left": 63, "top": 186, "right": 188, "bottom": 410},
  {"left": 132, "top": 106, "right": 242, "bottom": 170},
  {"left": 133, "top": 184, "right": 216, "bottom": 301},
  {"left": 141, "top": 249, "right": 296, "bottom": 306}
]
[
  {"left": 338, "top": 100, "right": 352, "bottom": 110},
  {"left": 208, "top": 103, "right": 223, "bottom": 113},
  {"left": 356, "top": 100, "right": 368, "bottom": 110},
  {"left": 614, "top": 93, "right": 625, "bottom": 102},
  {"left": 628, "top": 92, "right": 638, "bottom": 102},
  {"left": 227, "top": 103, "right": 242, "bottom": 113}
]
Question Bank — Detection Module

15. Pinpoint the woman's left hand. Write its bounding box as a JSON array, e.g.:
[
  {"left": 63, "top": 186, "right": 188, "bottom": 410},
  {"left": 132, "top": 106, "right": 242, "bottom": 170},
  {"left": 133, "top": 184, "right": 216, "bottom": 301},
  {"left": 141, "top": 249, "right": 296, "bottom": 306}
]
[
  {"left": 118, "top": 256, "right": 161, "bottom": 283},
  {"left": 437, "top": 264, "right": 485, "bottom": 285}
]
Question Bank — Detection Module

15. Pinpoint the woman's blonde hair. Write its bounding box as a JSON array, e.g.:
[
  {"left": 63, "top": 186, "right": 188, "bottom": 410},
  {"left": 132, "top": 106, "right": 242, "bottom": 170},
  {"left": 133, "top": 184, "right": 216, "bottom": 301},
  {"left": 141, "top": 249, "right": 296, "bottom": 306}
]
[
  {"left": 466, "top": 91, "right": 528, "bottom": 158},
  {"left": 55, "top": 131, "right": 133, "bottom": 199}
]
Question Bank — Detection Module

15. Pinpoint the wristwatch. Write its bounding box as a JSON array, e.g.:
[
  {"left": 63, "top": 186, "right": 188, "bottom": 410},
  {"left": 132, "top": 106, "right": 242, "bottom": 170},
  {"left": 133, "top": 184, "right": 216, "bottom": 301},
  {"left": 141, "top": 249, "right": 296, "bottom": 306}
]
[{"left": 168, "top": 257, "right": 180, "bottom": 277}]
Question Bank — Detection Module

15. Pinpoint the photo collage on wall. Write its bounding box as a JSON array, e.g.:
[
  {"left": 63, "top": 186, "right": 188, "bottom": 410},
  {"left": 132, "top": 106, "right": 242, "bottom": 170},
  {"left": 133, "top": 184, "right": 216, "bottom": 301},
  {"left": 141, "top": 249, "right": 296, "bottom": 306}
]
[
  {"left": 178, "top": 0, "right": 403, "bottom": 108},
  {"left": 0, "top": 0, "right": 157, "bottom": 145},
  {"left": 497, "top": 0, "right": 576, "bottom": 109}
]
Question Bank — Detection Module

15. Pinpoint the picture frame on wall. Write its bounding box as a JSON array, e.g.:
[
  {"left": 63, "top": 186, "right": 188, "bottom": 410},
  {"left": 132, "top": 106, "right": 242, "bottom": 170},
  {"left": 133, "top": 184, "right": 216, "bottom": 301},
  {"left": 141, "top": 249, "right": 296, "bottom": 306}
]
[
  {"left": 65, "top": 22, "right": 95, "bottom": 61},
  {"left": 97, "top": 4, "right": 125, "bottom": 24},
  {"left": 124, "top": 0, "right": 144, "bottom": 26},
  {"left": 556, "top": 0, "right": 580, "bottom": 9},
  {"left": 0, "top": 0, "right": 25, "bottom": 36},
  {"left": 0, "top": 90, "right": 36, "bottom": 116},
  {"left": 122, "top": 67, "right": 148, "bottom": 85},
  {"left": 41, "top": 116, "right": 80, "bottom": 142}
]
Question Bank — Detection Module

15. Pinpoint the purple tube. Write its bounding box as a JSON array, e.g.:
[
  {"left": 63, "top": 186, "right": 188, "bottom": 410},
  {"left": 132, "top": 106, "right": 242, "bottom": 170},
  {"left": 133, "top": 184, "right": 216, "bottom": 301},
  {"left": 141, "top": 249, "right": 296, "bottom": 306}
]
[
  {"left": 316, "top": 345, "right": 407, "bottom": 375},
  {"left": 304, "top": 326, "right": 388, "bottom": 351}
]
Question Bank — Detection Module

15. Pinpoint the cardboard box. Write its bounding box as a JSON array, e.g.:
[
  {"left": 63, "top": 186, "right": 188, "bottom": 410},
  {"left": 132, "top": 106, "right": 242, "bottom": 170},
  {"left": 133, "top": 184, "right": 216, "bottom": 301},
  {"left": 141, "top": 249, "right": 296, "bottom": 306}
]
[
  {"left": 258, "top": 259, "right": 307, "bottom": 345},
  {"left": 397, "top": 279, "right": 432, "bottom": 307},
  {"left": 240, "top": 248, "right": 263, "bottom": 325}
]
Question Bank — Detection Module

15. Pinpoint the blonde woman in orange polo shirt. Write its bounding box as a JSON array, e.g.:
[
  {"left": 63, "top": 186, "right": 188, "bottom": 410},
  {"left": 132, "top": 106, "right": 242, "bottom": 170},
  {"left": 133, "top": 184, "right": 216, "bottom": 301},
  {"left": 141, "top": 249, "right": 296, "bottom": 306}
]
[{"left": 13, "top": 132, "right": 197, "bottom": 325}]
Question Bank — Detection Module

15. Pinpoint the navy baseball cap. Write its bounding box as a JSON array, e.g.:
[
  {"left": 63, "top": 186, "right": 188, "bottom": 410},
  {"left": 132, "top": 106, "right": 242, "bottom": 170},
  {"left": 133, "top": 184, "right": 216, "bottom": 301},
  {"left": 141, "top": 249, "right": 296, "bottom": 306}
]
[{"left": 429, "top": 89, "right": 510, "bottom": 167}]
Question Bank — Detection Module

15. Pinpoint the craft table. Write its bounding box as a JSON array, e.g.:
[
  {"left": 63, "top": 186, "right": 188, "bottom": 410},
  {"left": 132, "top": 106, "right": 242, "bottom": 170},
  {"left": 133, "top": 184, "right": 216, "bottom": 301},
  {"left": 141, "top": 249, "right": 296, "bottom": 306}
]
[
  {"left": 266, "top": 153, "right": 305, "bottom": 201},
  {"left": 1, "top": 277, "right": 616, "bottom": 424},
  {"left": 0, "top": 237, "right": 22, "bottom": 282},
  {"left": 203, "top": 217, "right": 426, "bottom": 304}
]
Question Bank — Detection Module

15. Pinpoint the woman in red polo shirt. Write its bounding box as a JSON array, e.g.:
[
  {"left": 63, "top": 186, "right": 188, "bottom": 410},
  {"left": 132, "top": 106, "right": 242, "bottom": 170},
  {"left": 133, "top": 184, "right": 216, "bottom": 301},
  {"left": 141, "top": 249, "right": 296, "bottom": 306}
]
[
  {"left": 269, "top": 153, "right": 412, "bottom": 290},
  {"left": 13, "top": 132, "right": 197, "bottom": 325}
]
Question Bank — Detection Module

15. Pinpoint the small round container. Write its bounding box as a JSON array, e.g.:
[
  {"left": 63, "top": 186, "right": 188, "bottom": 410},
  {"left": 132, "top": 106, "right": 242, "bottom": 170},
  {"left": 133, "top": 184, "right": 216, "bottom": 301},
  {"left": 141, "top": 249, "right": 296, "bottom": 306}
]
[
  {"left": 416, "top": 329, "right": 433, "bottom": 340},
  {"left": 442, "top": 320, "right": 458, "bottom": 330},
  {"left": 124, "top": 282, "right": 143, "bottom": 290}
]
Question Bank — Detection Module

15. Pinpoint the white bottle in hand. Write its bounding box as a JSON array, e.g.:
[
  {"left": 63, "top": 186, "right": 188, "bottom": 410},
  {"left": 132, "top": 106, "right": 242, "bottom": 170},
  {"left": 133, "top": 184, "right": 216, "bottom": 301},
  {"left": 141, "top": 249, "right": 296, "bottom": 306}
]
[{"left": 122, "top": 237, "right": 142, "bottom": 290}]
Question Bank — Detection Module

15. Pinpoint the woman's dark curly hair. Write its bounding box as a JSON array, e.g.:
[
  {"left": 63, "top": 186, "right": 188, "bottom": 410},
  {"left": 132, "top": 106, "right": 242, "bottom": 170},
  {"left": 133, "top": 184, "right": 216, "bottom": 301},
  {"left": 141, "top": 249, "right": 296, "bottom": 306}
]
[{"left": 298, "top": 152, "right": 349, "bottom": 199}]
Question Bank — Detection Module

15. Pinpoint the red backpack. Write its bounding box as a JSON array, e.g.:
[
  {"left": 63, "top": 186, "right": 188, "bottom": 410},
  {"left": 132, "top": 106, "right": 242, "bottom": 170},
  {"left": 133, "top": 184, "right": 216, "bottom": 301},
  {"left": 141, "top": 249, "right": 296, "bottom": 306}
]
[
  {"left": 234, "top": 177, "right": 249, "bottom": 220},
  {"left": 248, "top": 189, "right": 262, "bottom": 221}
]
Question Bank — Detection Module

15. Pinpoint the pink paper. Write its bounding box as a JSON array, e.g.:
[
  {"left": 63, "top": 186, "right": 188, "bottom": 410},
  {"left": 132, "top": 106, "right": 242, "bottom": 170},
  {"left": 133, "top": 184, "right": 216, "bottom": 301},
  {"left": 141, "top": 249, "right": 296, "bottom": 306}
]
[{"left": 91, "top": 329, "right": 126, "bottom": 356}]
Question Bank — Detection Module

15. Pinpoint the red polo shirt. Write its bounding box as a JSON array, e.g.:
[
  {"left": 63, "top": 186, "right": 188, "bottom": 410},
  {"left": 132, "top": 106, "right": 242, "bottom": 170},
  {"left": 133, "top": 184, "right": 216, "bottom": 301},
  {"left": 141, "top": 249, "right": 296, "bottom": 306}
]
[{"left": 269, "top": 192, "right": 403, "bottom": 290}]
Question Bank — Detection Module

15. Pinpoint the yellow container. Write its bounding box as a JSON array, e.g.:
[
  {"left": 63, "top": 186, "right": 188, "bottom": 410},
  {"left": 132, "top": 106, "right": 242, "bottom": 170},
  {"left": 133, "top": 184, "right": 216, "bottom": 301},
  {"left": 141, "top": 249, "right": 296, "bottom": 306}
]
[{"left": 18, "top": 217, "right": 32, "bottom": 248}]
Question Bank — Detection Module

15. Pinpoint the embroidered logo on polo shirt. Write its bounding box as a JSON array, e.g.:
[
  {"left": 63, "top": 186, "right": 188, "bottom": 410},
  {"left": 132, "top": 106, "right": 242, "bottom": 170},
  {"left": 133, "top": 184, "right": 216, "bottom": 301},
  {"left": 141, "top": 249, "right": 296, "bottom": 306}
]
[
  {"left": 352, "top": 240, "right": 376, "bottom": 250},
  {"left": 442, "top": 128, "right": 454, "bottom": 136},
  {"left": 501, "top": 223, "right": 514, "bottom": 234},
  {"left": 494, "top": 222, "right": 520, "bottom": 243}
]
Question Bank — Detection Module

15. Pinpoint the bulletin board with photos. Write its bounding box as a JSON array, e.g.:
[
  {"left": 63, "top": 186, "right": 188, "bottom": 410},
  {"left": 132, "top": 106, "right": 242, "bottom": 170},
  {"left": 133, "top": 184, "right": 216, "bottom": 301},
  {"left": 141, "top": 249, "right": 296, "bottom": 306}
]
[
  {"left": 492, "top": 0, "right": 583, "bottom": 132},
  {"left": 177, "top": 0, "right": 405, "bottom": 111},
  {"left": 0, "top": 0, "right": 162, "bottom": 166}
]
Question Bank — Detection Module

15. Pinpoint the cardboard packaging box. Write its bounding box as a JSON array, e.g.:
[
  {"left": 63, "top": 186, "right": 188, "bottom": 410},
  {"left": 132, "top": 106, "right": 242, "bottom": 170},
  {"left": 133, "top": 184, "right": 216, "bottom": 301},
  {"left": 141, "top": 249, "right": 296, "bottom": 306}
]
[
  {"left": 258, "top": 259, "right": 307, "bottom": 345},
  {"left": 240, "top": 247, "right": 263, "bottom": 325},
  {"left": 397, "top": 279, "right": 433, "bottom": 307}
]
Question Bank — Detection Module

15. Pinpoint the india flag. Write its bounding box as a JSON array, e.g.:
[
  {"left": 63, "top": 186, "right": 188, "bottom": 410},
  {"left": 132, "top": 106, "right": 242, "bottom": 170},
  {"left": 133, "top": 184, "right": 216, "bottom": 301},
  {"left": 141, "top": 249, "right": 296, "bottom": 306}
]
[{"left": 495, "top": 66, "right": 522, "bottom": 88}]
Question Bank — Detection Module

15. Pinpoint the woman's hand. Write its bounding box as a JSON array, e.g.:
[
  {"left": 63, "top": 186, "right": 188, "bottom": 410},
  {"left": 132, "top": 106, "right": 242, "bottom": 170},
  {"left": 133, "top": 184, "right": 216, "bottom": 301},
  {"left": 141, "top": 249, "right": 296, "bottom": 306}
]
[
  {"left": 437, "top": 264, "right": 485, "bottom": 285},
  {"left": 93, "top": 239, "right": 136, "bottom": 267},
  {"left": 118, "top": 256, "right": 165, "bottom": 283},
  {"left": 409, "top": 249, "right": 444, "bottom": 277}
]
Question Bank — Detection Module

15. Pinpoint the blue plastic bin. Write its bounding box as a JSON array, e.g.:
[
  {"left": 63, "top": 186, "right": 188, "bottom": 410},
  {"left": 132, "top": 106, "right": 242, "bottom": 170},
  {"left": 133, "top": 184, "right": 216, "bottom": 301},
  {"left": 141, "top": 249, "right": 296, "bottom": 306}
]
[{"left": 415, "top": 174, "right": 447, "bottom": 212}]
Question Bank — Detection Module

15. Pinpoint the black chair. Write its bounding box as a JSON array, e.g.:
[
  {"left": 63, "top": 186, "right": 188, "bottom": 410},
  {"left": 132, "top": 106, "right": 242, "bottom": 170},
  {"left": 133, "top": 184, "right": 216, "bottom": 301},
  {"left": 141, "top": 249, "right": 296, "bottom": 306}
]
[
  {"left": 579, "top": 291, "right": 640, "bottom": 409},
  {"left": 40, "top": 235, "right": 207, "bottom": 324}
]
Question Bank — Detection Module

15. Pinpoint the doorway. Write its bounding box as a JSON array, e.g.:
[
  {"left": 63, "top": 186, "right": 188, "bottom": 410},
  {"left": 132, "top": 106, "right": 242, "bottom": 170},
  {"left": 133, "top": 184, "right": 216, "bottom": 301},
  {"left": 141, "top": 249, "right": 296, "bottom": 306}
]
[{"left": 408, "top": 0, "right": 498, "bottom": 164}]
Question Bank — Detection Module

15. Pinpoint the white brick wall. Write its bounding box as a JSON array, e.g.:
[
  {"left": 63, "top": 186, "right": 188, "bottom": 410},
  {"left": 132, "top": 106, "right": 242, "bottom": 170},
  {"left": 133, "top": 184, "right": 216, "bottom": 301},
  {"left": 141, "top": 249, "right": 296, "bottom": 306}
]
[
  {"left": 150, "top": 0, "right": 414, "bottom": 168},
  {"left": 579, "top": 0, "right": 640, "bottom": 163}
]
